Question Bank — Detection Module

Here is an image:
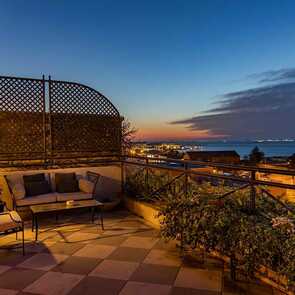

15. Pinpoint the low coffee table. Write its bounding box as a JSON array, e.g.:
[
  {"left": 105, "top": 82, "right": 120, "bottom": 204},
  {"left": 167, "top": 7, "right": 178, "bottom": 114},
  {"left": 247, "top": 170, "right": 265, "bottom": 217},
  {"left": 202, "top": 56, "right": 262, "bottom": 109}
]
[{"left": 30, "top": 199, "right": 104, "bottom": 241}]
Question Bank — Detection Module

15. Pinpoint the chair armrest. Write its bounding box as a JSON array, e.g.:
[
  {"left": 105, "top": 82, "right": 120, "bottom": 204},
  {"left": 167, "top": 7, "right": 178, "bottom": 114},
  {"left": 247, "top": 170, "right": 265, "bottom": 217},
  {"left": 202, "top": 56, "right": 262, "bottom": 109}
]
[{"left": 0, "top": 211, "right": 22, "bottom": 226}]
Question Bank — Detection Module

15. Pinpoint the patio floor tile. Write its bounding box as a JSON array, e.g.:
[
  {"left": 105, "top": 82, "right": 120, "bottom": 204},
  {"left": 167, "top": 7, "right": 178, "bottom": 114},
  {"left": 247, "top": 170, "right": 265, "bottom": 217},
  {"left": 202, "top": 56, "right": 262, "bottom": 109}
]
[
  {"left": 68, "top": 276, "right": 126, "bottom": 295},
  {"left": 131, "top": 229, "right": 160, "bottom": 238},
  {"left": 121, "top": 236, "right": 158, "bottom": 249},
  {"left": 90, "top": 259, "right": 139, "bottom": 280},
  {"left": 174, "top": 267, "right": 222, "bottom": 292},
  {"left": 24, "top": 271, "right": 83, "bottom": 295},
  {"left": 0, "top": 267, "right": 45, "bottom": 290},
  {"left": 64, "top": 232, "right": 100, "bottom": 243},
  {"left": 52, "top": 256, "right": 101, "bottom": 275},
  {"left": 171, "top": 287, "right": 220, "bottom": 294},
  {"left": 47, "top": 241, "right": 85, "bottom": 255},
  {"left": 143, "top": 249, "right": 182, "bottom": 267},
  {"left": 0, "top": 251, "right": 34, "bottom": 266},
  {"left": 0, "top": 289, "right": 18, "bottom": 295},
  {"left": 73, "top": 244, "right": 116, "bottom": 259},
  {"left": 90, "top": 235, "right": 128, "bottom": 246},
  {"left": 107, "top": 247, "right": 149, "bottom": 262},
  {"left": 23, "top": 241, "right": 56, "bottom": 253},
  {"left": 130, "top": 263, "right": 179, "bottom": 285},
  {"left": 18, "top": 253, "right": 68, "bottom": 271},
  {"left": 0, "top": 265, "right": 11, "bottom": 274},
  {"left": 119, "top": 281, "right": 171, "bottom": 295}
]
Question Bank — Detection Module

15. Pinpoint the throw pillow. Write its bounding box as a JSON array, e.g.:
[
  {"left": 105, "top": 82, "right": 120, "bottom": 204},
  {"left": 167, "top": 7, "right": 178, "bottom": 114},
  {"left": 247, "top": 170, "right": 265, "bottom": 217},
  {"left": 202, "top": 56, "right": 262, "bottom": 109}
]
[
  {"left": 23, "top": 173, "right": 45, "bottom": 183},
  {"left": 24, "top": 180, "right": 51, "bottom": 197},
  {"left": 55, "top": 173, "right": 79, "bottom": 193}
]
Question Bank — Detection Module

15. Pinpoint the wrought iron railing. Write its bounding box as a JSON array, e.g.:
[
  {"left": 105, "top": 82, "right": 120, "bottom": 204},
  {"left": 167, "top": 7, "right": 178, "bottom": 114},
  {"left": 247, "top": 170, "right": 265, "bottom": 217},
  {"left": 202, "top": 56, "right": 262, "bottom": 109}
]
[{"left": 122, "top": 155, "right": 295, "bottom": 213}]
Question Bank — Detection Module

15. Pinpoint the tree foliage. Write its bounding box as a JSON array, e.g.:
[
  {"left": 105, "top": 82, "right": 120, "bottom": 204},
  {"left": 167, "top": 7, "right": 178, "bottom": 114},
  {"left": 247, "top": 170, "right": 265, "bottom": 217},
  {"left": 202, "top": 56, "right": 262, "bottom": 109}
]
[
  {"left": 121, "top": 119, "right": 137, "bottom": 153},
  {"left": 249, "top": 146, "right": 264, "bottom": 164}
]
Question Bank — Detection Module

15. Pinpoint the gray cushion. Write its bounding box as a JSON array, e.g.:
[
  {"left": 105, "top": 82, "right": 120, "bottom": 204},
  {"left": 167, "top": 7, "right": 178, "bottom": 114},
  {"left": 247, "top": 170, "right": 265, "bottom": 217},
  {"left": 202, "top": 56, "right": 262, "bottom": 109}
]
[
  {"left": 16, "top": 193, "right": 57, "bottom": 206},
  {"left": 23, "top": 173, "right": 45, "bottom": 183},
  {"left": 94, "top": 176, "right": 120, "bottom": 202},
  {"left": 55, "top": 173, "right": 79, "bottom": 193},
  {"left": 56, "top": 192, "right": 92, "bottom": 202},
  {"left": 24, "top": 180, "right": 51, "bottom": 197}
]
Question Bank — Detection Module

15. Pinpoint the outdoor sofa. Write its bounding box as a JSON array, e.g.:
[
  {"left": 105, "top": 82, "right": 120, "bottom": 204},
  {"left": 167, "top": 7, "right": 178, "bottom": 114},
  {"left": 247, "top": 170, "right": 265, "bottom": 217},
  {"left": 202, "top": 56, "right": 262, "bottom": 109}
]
[{"left": 2, "top": 171, "right": 100, "bottom": 211}]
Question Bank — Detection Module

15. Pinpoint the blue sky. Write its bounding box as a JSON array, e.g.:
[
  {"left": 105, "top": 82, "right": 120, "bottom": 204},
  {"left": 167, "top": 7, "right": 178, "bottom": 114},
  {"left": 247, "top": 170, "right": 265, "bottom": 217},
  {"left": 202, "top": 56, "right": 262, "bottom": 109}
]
[{"left": 1, "top": 0, "right": 295, "bottom": 140}]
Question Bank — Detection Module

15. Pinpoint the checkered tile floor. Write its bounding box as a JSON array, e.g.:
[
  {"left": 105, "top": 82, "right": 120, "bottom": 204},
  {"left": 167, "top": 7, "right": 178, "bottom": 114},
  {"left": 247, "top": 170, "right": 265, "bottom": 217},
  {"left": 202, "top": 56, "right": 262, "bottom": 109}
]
[{"left": 0, "top": 210, "right": 283, "bottom": 295}]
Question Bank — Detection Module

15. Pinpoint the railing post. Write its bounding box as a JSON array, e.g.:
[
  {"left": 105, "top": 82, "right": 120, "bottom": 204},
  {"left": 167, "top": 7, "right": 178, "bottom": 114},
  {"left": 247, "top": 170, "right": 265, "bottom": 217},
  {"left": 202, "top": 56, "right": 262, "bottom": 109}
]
[
  {"left": 145, "top": 158, "right": 149, "bottom": 193},
  {"left": 121, "top": 155, "right": 125, "bottom": 194},
  {"left": 250, "top": 171, "right": 256, "bottom": 212},
  {"left": 184, "top": 162, "right": 188, "bottom": 197}
]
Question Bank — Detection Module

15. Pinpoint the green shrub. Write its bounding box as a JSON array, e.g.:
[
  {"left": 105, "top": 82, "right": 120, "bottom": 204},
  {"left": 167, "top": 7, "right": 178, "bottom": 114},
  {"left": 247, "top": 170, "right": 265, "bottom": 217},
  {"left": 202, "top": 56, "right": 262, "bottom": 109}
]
[{"left": 158, "top": 187, "right": 295, "bottom": 287}]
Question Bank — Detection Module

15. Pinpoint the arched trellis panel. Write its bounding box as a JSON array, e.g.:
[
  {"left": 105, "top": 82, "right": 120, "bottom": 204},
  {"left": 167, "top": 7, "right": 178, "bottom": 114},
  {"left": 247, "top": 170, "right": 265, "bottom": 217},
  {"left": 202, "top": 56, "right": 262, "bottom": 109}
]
[{"left": 0, "top": 75, "right": 122, "bottom": 165}]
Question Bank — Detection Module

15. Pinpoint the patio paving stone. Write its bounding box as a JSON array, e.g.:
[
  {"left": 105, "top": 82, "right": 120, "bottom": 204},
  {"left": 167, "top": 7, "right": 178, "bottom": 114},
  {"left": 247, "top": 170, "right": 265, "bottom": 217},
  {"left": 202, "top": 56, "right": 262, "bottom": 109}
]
[
  {"left": 64, "top": 232, "right": 100, "bottom": 243},
  {"left": 131, "top": 228, "right": 160, "bottom": 238},
  {"left": 90, "top": 259, "right": 139, "bottom": 280},
  {"left": 130, "top": 263, "right": 179, "bottom": 285},
  {"left": 18, "top": 253, "right": 68, "bottom": 271},
  {"left": 24, "top": 271, "right": 83, "bottom": 295},
  {"left": 119, "top": 281, "right": 171, "bottom": 295},
  {"left": 90, "top": 235, "right": 128, "bottom": 246},
  {"left": 0, "top": 289, "right": 18, "bottom": 295},
  {"left": 0, "top": 267, "right": 45, "bottom": 290},
  {"left": 73, "top": 244, "right": 116, "bottom": 259},
  {"left": 107, "top": 246, "right": 149, "bottom": 262},
  {"left": 52, "top": 256, "right": 101, "bottom": 275},
  {"left": 68, "top": 276, "right": 126, "bottom": 295},
  {"left": 143, "top": 249, "right": 182, "bottom": 266},
  {"left": 171, "top": 287, "right": 220, "bottom": 294},
  {"left": 0, "top": 264, "right": 11, "bottom": 274},
  {"left": 0, "top": 251, "right": 34, "bottom": 266},
  {"left": 47, "top": 241, "right": 85, "bottom": 255},
  {"left": 120, "top": 236, "right": 158, "bottom": 249}
]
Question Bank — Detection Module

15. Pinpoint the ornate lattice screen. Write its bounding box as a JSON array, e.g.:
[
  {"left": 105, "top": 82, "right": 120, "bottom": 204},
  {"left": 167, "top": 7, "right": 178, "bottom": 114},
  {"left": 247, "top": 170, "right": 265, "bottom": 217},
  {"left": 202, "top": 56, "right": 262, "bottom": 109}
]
[
  {"left": 49, "top": 80, "right": 121, "bottom": 156},
  {"left": 0, "top": 76, "right": 45, "bottom": 160},
  {"left": 0, "top": 75, "right": 122, "bottom": 164}
]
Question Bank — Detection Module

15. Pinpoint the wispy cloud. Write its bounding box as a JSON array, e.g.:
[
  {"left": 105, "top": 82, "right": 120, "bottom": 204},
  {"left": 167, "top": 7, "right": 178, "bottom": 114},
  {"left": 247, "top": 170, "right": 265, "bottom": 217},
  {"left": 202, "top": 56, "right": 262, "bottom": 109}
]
[{"left": 171, "top": 68, "right": 295, "bottom": 139}]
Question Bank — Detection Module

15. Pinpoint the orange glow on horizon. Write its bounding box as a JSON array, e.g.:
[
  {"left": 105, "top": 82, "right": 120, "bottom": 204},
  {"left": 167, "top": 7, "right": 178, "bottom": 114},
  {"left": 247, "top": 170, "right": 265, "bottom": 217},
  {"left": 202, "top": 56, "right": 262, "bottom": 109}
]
[{"left": 134, "top": 124, "right": 224, "bottom": 141}]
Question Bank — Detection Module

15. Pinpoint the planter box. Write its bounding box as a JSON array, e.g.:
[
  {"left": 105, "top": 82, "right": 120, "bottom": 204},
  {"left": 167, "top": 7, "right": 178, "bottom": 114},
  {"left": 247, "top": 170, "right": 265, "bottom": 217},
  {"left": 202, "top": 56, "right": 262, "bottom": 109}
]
[{"left": 124, "top": 197, "right": 162, "bottom": 229}]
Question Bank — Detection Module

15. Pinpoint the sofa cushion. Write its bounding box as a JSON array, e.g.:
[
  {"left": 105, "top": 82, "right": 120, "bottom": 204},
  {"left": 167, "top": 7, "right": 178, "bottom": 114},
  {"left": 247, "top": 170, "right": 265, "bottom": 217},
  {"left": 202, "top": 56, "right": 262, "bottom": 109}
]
[
  {"left": 55, "top": 173, "right": 79, "bottom": 193},
  {"left": 12, "top": 183, "right": 26, "bottom": 200},
  {"left": 23, "top": 173, "right": 45, "bottom": 183},
  {"left": 79, "top": 179, "right": 94, "bottom": 194},
  {"left": 24, "top": 180, "right": 51, "bottom": 197},
  {"left": 56, "top": 192, "right": 92, "bottom": 202},
  {"left": 16, "top": 193, "right": 57, "bottom": 207},
  {"left": 94, "top": 176, "right": 121, "bottom": 202}
]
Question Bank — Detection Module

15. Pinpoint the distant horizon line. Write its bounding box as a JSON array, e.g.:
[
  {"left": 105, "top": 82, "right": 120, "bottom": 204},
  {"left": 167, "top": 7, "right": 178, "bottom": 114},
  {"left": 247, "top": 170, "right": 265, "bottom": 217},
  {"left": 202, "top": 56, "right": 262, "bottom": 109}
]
[{"left": 133, "top": 139, "right": 295, "bottom": 143}]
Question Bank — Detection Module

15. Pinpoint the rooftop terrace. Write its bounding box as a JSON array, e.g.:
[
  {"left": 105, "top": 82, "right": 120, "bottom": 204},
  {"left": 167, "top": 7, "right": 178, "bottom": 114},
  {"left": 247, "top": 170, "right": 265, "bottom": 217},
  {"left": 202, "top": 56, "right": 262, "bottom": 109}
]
[
  {"left": 0, "top": 209, "right": 280, "bottom": 295},
  {"left": 0, "top": 75, "right": 294, "bottom": 295}
]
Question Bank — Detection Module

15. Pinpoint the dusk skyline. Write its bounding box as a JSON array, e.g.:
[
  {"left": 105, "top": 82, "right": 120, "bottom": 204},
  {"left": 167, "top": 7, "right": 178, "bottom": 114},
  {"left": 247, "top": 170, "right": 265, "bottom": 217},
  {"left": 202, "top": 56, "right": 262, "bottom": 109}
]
[{"left": 1, "top": 1, "right": 295, "bottom": 140}]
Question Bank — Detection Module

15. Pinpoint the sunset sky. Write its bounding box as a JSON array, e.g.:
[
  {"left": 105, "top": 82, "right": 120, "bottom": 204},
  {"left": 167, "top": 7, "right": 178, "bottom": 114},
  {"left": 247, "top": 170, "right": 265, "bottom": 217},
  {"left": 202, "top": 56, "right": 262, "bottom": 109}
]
[{"left": 1, "top": 1, "right": 295, "bottom": 141}]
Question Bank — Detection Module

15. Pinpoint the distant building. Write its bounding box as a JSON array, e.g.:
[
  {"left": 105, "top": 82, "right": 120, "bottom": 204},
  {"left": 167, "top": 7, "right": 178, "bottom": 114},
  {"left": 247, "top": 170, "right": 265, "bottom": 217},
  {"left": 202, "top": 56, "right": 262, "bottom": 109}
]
[{"left": 183, "top": 150, "right": 240, "bottom": 164}]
